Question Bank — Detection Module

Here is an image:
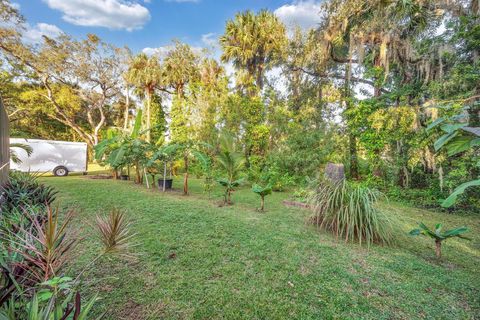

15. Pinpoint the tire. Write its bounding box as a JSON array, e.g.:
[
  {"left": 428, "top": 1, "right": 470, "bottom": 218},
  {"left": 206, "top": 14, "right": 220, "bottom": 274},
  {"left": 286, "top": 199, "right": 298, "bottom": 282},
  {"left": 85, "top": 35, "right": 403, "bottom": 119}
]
[{"left": 53, "top": 166, "right": 69, "bottom": 177}]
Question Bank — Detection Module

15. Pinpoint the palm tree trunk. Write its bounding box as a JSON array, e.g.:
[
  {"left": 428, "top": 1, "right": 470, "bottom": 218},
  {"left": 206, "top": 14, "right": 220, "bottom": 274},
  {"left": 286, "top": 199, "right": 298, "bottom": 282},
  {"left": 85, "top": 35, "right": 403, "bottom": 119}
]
[
  {"left": 146, "top": 92, "right": 152, "bottom": 143},
  {"left": 123, "top": 85, "right": 130, "bottom": 130},
  {"left": 349, "top": 133, "right": 359, "bottom": 180}
]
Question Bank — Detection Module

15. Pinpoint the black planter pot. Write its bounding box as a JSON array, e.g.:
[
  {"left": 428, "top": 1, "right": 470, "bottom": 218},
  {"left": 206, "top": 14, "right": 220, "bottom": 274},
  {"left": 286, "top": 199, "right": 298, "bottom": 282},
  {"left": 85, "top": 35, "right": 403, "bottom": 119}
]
[
  {"left": 120, "top": 175, "right": 129, "bottom": 181},
  {"left": 158, "top": 178, "right": 173, "bottom": 190}
]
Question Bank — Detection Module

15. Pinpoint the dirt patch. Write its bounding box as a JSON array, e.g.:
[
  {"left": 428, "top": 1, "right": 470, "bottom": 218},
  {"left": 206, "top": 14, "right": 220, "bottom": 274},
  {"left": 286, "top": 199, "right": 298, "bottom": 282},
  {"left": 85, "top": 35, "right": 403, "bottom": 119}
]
[
  {"left": 282, "top": 200, "right": 311, "bottom": 209},
  {"left": 85, "top": 174, "right": 112, "bottom": 180}
]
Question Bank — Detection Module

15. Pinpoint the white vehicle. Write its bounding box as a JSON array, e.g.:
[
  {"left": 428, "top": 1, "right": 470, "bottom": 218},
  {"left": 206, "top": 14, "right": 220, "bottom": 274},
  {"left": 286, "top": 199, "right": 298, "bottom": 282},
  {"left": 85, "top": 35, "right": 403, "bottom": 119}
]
[{"left": 10, "top": 138, "right": 88, "bottom": 176}]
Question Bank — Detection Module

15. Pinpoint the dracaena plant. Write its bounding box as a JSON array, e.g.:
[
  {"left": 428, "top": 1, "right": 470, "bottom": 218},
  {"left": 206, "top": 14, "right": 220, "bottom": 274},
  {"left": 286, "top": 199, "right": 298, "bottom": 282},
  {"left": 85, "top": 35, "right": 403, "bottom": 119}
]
[
  {"left": 0, "top": 205, "right": 135, "bottom": 316},
  {"left": 252, "top": 184, "right": 272, "bottom": 212},
  {"left": 409, "top": 223, "right": 470, "bottom": 258}
]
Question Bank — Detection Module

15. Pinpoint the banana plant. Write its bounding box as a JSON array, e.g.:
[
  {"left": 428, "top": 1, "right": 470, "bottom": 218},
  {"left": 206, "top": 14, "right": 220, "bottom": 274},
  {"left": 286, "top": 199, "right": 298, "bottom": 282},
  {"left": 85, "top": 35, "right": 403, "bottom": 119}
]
[
  {"left": 427, "top": 107, "right": 480, "bottom": 207},
  {"left": 409, "top": 223, "right": 470, "bottom": 258},
  {"left": 252, "top": 184, "right": 272, "bottom": 212},
  {"left": 94, "top": 110, "right": 145, "bottom": 180}
]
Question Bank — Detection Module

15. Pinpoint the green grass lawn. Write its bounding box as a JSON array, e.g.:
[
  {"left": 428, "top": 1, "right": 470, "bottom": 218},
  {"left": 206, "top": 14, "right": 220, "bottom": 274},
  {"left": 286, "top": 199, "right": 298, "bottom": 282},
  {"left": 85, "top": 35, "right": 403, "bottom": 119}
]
[{"left": 40, "top": 174, "right": 480, "bottom": 319}]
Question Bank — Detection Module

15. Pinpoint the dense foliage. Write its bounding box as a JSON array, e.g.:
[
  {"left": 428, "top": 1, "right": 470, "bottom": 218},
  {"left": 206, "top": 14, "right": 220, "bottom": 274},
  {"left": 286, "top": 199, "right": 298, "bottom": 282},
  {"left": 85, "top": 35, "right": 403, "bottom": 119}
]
[
  {"left": 0, "top": 172, "right": 134, "bottom": 317},
  {"left": 0, "top": 0, "right": 478, "bottom": 214}
]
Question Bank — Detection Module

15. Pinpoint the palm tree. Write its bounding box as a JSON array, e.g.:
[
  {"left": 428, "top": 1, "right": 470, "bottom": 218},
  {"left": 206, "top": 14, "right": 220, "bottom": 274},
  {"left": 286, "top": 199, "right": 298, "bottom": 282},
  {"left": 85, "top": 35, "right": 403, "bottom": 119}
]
[
  {"left": 163, "top": 41, "right": 200, "bottom": 99},
  {"left": 216, "top": 133, "right": 245, "bottom": 204},
  {"left": 126, "top": 53, "right": 162, "bottom": 142},
  {"left": 220, "top": 10, "right": 287, "bottom": 94},
  {"left": 10, "top": 143, "right": 33, "bottom": 164}
]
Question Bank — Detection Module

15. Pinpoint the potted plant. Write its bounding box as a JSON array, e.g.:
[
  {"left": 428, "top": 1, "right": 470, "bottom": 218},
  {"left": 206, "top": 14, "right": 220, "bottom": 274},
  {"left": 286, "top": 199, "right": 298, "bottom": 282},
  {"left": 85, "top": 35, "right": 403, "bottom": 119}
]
[{"left": 148, "top": 144, "right": 179, "bottom": 192}]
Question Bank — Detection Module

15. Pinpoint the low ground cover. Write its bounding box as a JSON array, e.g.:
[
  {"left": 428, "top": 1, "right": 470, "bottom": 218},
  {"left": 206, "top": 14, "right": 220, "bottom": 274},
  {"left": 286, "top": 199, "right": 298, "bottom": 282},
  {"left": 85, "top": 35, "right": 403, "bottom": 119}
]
[{"left": 41, "top": 175, "right": 479, "bottom": 319}]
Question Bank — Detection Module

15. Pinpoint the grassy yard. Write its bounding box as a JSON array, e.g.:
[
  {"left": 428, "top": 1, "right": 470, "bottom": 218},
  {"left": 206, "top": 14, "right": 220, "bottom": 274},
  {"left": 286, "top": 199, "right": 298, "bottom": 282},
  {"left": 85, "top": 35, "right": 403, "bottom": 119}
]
[{"left": 40, "top": 174, "right": 479, "bottom": 320}]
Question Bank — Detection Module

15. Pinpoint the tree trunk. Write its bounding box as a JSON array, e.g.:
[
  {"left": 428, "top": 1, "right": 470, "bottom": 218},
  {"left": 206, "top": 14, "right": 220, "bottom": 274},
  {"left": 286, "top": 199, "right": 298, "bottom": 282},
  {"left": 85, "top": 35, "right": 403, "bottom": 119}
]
[
  {"left": 260, "top": 196, "right": 265, "bottom": 211},
  {"left": 163, "top": 162, "right": 167, "bottom": 192},
  {"left": 435, "top": 240, "right": 442, "bottom": 258},
  {"left": 0, "top": 96, "right": 9, "bottom": 185},
  {"left": 123, "top": 85, "right": 130, "bottom": 130},
  {"left": 135, "top": 162, "right": 142, "bottom": 184},
  {"left": 146, "top": 92, "right": 152, "bottom": 143},
  {"left": 183, "top": 155, "right": 189, "bottom": 195},
  {"left": 349, "top": 133, "right": 359, "bottom": 180}
]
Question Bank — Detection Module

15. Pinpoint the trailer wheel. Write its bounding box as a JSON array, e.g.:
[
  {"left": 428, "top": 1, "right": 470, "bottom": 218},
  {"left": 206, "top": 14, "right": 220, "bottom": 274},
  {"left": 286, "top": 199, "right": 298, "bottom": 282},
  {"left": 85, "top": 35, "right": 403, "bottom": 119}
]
[{"left": 53, "top": 166, "right": 69, "bottom": 177}]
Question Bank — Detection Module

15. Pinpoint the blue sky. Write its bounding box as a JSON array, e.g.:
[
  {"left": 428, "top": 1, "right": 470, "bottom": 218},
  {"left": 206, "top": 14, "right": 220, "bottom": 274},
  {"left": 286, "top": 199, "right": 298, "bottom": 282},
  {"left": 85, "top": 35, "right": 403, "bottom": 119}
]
[{"left": 16, "top": 0, "right": 322, "bottom": 54}]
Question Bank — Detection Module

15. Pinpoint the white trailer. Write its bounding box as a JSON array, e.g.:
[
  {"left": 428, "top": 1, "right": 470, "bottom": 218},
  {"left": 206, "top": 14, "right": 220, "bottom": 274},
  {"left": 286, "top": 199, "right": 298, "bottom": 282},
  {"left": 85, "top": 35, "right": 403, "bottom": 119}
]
[{"left": 10, "top": 138, "right": 88, "bottom": 176}]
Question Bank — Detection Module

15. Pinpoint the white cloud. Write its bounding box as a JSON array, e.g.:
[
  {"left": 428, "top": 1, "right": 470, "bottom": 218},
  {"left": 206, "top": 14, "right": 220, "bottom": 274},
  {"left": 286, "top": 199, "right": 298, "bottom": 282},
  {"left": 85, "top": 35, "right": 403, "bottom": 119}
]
[
  {"left": 201, "top": 33, "right": 217, "bottom": 48},
  {"left": 142, "top": 45, "right": 204, "bottom": 58},
  {"left": 10, "top": 2, "right": 21, "bottom": 10},
  {"left": 23, "top": 23, "right": 63, "bottom": 43},
  {"left": 274, "top": 1, "right": 322, "bottom": 31},
  {"left": 43, "top": 0, "right": 150, "bottom": 31},
  {"left": 165, "top": 0, "right": 200, "bottom": 2}
]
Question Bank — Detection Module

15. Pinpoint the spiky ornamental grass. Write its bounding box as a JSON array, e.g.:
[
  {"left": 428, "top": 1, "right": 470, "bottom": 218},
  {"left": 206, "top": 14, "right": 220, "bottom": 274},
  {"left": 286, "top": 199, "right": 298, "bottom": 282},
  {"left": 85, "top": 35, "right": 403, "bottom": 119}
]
[{"left": 309, "top": 180, "right": 392, "bottom": 246}]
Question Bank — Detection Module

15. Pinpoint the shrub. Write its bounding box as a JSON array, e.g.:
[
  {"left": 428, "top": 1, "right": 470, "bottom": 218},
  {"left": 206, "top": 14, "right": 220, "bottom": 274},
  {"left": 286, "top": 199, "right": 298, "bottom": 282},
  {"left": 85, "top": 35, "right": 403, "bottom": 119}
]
[
  {"left": 0, "top": 171, "right": 57, "bottom": 213},
  {"left": 0, "top": 205, "right": 135, "bottom": 316},
  {"left": 309, "top": 180, "right": 392, "bottom": 246}
]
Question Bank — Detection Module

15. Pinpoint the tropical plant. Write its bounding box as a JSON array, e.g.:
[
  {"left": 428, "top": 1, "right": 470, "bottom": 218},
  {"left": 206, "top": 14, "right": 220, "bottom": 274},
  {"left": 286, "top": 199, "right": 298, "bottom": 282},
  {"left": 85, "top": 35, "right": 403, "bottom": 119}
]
[
  {"left": 216, "top": 133, "right": 245, "bottom": 204},
  {"left": 252, "top": 184, "right": 272, "bottom": 212},
  {"left": 94, "top": 110, "right": 148, "bottom": 183},
  {"left": 125, "top": 53, "right": 163, "bottom": 142},
  {"left": 428, "top": 107, "right": 480, "bottom": 207},
  {"left": 147, "top": 144, "right": 178, "bottom": 192},
  {"left": 9, "top": 143, "right": 32, "bottom": 164},
  {"left": 220, "top": 10, "right": 287, "bottom": 93},
  {"left": 0, "top": 203, "right": 135, "bottom": 312},
  {"left": 409, "top": 223, "right": 471, "bottom": 258},
  {"left": 217, "top": 178, "right": 243, "bottom": 205},
  {"left": 156, "top": 142, "right": 210, "bottom": 195},
  {"left": 0, "top": 291, "right": 98, "bottom": 320},
  {"left": 0, "top": 171, "right": 57, "bottom": 213},
  {"left": 96, "top": 208, "right": 136, "bottom": 257},
  {"left": 309, "top": 180, "right": 392, "bottom": 246}
]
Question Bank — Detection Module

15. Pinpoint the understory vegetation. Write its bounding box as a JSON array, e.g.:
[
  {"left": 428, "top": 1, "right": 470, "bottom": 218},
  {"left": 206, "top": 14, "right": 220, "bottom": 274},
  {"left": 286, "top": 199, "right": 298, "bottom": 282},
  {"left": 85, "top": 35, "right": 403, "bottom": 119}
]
[{"left": 0, "top": 0, "right": 479, "bottom": 318}]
